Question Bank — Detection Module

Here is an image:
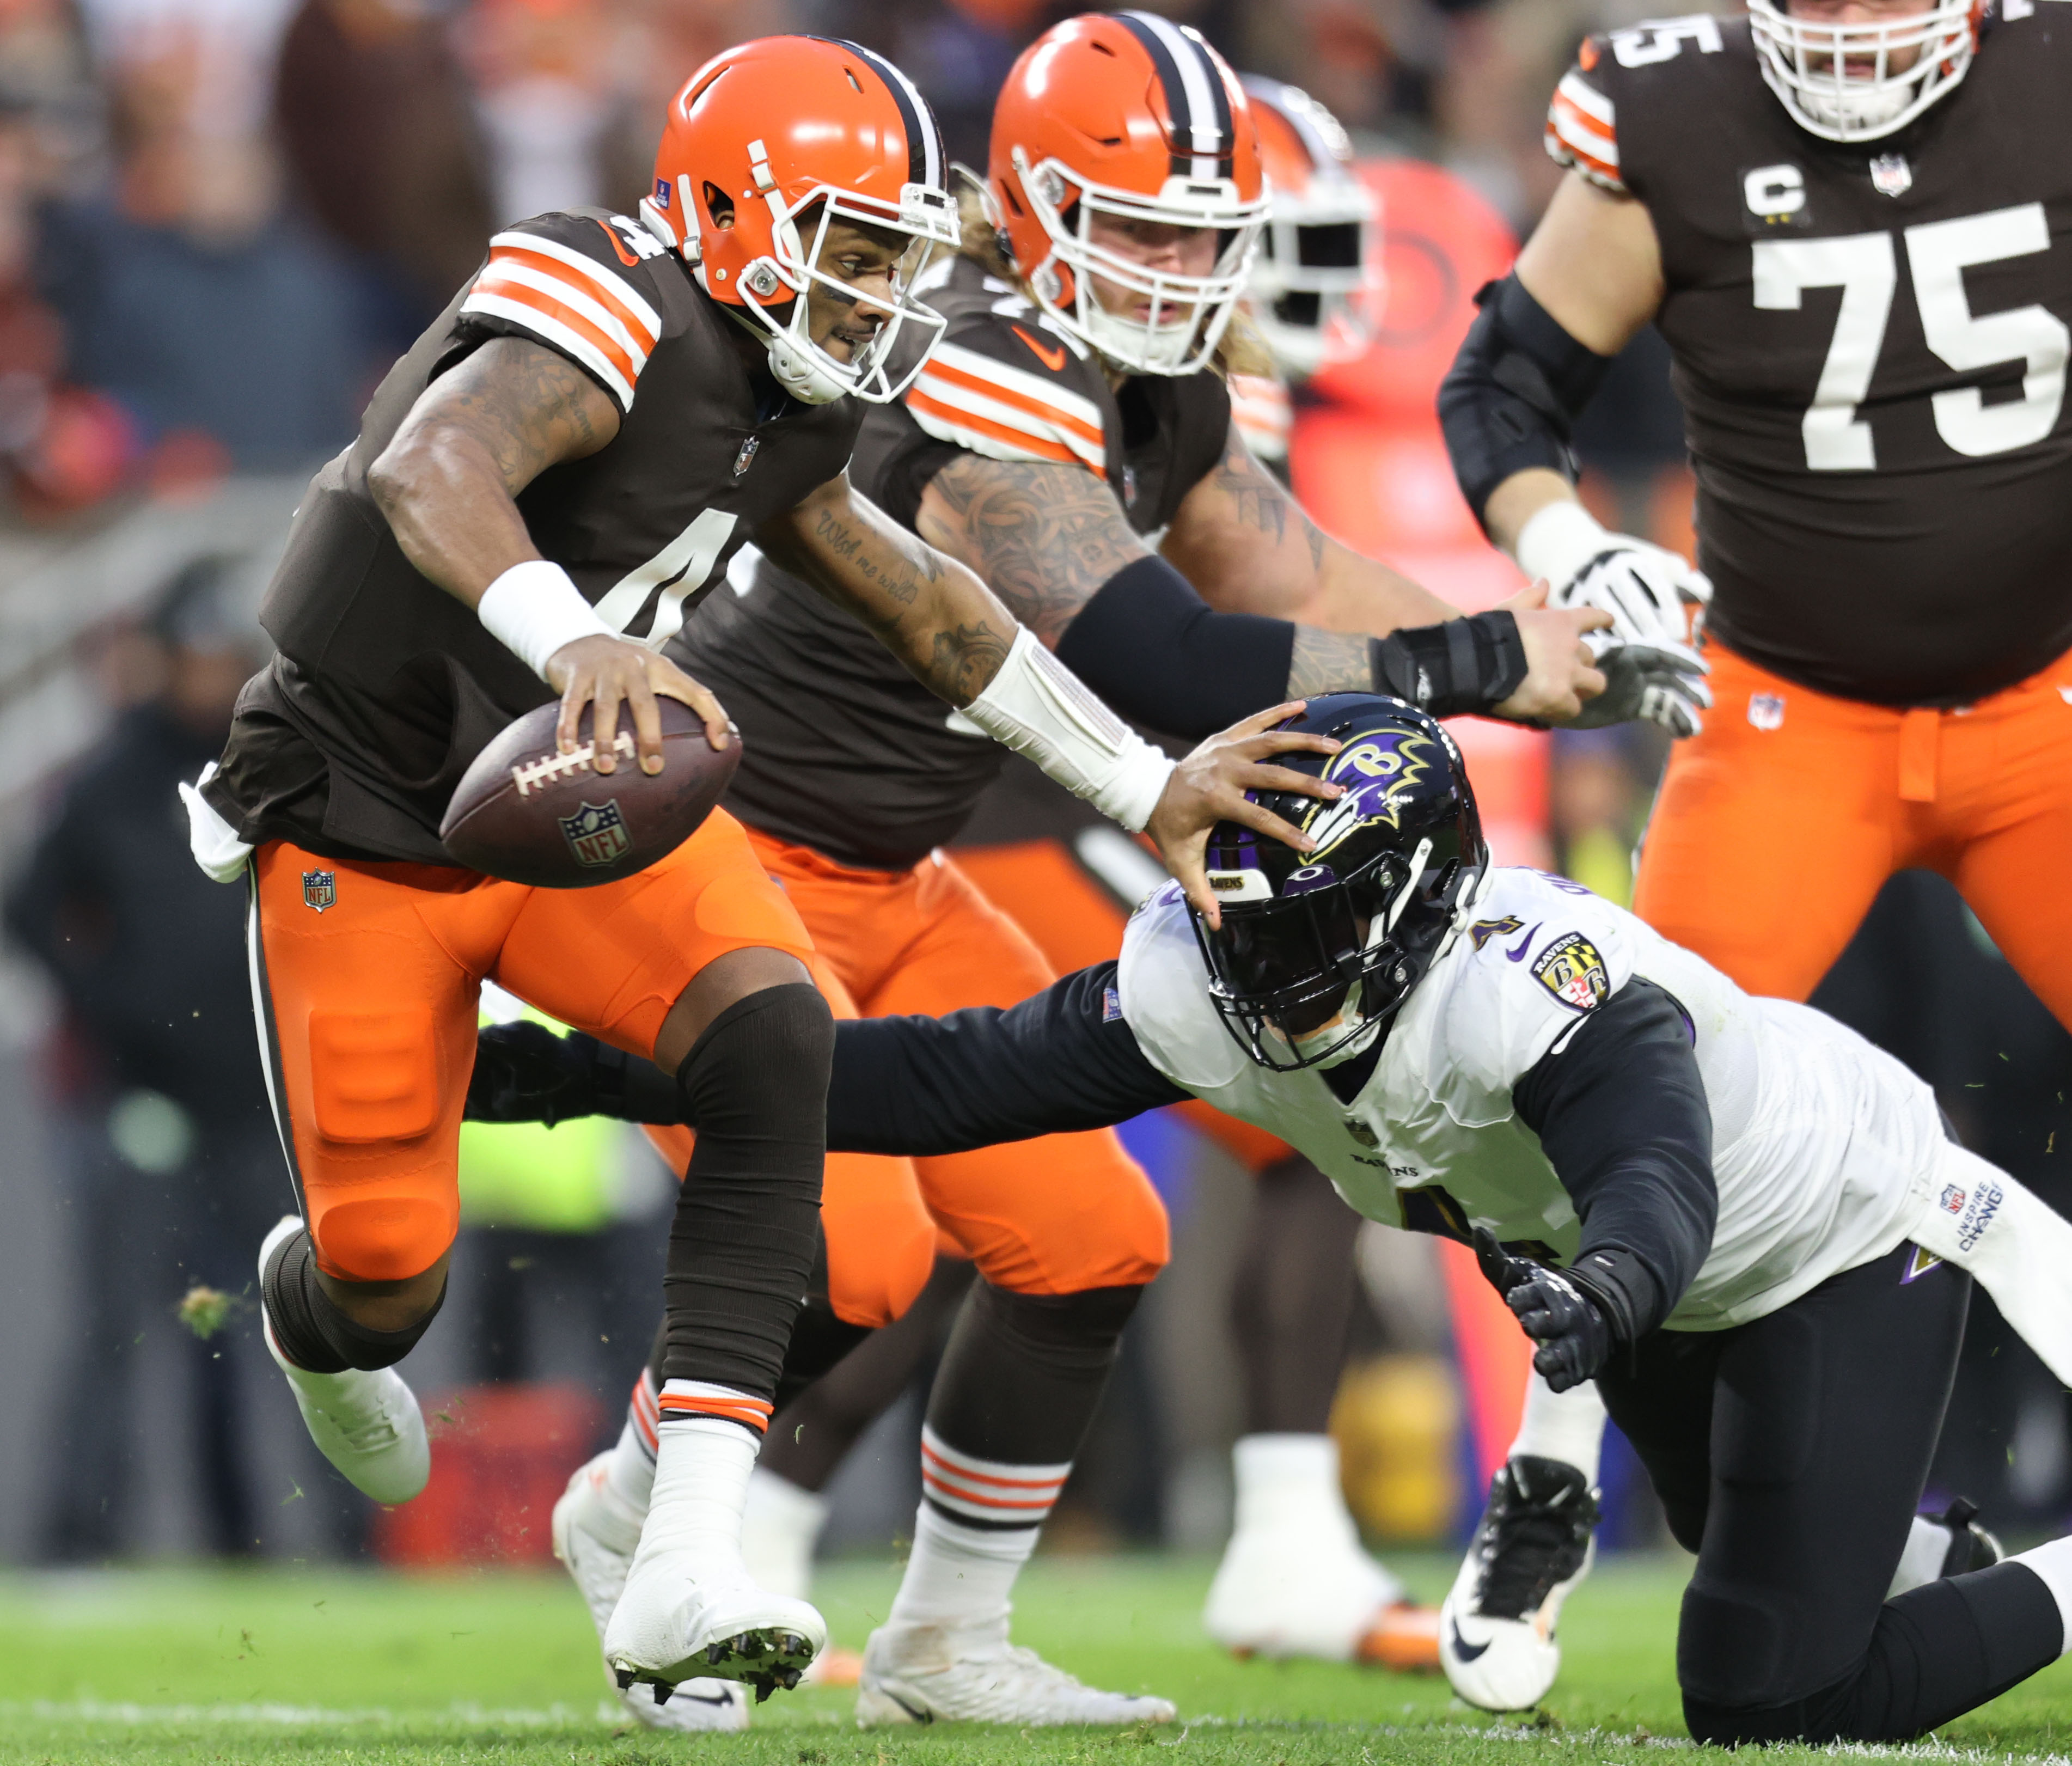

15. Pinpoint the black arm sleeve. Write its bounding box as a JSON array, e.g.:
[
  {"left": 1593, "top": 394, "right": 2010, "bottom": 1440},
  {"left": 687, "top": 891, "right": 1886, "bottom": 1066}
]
[
  {"left": 1054, "top": 554, "right": 1534, "bottom": 739},
  {"left": 1438, "top": 273, "right": 1615, "bottom": 530},
  {"left": 1511, "top": 977, "right": 1715, "bottom": 1341},
  {"left": 827, "top": 961, "right": 1190, "bottom": 1156},
  {"left": 1053, "top": 554, "right": 1295, "bottom": 740}
]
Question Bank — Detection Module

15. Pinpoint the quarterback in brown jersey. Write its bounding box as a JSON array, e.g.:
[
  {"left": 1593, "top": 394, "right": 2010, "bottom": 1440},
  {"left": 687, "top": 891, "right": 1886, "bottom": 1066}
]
[
  {"left": 525, "top": 11, "right": 1664, "bottom": 1732},
  {"left": 180, "top": 34, "right": 1337, "bottom": 1717},
  {"left": 1437, "top": 0, "right": 2072, "bottom": 1740}
]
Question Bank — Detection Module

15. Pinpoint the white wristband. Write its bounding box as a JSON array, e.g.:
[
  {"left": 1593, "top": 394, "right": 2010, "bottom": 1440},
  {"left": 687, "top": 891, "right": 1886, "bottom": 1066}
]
[
  {"left": 961, "top": 627, "right": 1176, "bottom": 833},
  {"left": 477, "top": 559, "right": 616, "bottom": 680},
  {"left": 1514, "top": 497, "right": 1611, "bottom": 592}
]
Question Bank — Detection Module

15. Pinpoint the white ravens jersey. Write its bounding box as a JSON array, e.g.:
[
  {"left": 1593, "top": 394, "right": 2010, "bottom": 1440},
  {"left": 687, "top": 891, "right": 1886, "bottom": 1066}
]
[{"left": 1118, "top": 866, "right": 1942, "bottom": 1329}]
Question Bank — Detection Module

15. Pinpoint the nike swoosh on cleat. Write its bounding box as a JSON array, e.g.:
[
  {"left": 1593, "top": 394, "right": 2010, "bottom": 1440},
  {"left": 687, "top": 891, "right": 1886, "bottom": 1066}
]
[
  {"left": 1505, "top": 924, "right": 1543, "bottom": 962},
  {"left": 885, "top": 1690, "right": 935, "bottom": 1724},
  {"left": 1450, "top": 1620, "right": 1492, "bottom": 1663},
  {"left": 1011, "top": 325, "right": 1068, "bottom": 373}
]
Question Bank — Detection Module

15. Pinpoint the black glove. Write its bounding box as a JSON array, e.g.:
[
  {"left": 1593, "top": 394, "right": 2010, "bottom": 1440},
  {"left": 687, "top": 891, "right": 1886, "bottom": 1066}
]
[
  {"left": 1474, "top": 1228, "right": 1619, "bottom": 1392},
  {"left": 466, "top": 1022, "right": 604, "bottom": 1126}
]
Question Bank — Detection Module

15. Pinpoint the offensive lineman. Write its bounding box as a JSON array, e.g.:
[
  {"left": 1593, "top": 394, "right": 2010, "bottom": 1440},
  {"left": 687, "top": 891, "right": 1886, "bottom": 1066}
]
[
  {"left": 180, "top": 36, "right": 1330, "bottom": 1707},
  {"left": 1435, "top": 0, "right": 2072, "bottom": 1704},
  {"left": 481, "top": 694, "right": 2072, "bottom": 1746},
  {"left": 542, "top": 11, "right": 1649, "bottom": 1727}
]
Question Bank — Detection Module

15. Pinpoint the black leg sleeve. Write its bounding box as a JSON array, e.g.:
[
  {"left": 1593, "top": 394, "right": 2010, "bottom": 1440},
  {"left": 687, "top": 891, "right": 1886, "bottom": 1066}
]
[
  {"left": 764, "top": 1257, "right": 978, "bottom": 1492},
  {"left": 1231, "top": 1156, "right": 1360, "bottom": 1435},
  {"left": 1687, "top": 1562, "right": 2064, "bottom": 1745},
  {"left": 922, "top": 1280, "right": 1146, "bottom": 1525},
  {"left": 661, "top": 983, "right": 833, "bottom": 1398},
  {"left": 262, "top": 1225, "right": 446, "bottom": 1373}
]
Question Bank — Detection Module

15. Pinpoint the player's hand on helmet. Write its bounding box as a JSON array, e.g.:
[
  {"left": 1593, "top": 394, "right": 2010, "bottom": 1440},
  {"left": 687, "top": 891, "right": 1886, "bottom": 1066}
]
[
  {"left": 545, "top": 636, "right": 732, "bottom": 774},
  {"left": 1473, "top": 1229, "right": 1616, "bottom": 1394},
  {"left": 466, "top": 1021, "right": 602, "bottom": 1126},
  {"left": 1566, "top": 640, "right": 1713, "bottom": 738},
  {"left": 1492, "top": 582, "right": 1611, "bottom": 725},
  {"left": 1151, "top": 701, "right": 1345, "bottom": 931}
]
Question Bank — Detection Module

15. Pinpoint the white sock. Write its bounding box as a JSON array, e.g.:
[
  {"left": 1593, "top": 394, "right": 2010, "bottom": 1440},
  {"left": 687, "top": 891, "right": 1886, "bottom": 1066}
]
[
  {"left": 885, "top": 1501, "right": 1038, "bottom": 1631},
  {"left": 1227, "top": 1433, "right": 1402, "bottom": 1606},
  {"left": 1231, "top": 1434, "right": 1353, "bottom": 1534},
  {"left": 741, "top": 1468, "right": 828, "bottom": 1602},
  {"left": 1888, "top": 1514, "right": 1958, "bottom": 1599},
  {"left": 635, "top": 1411, "right": 759, "bottom": 1572},
  {"left": 1507, "top": 1372, "right": 1608, "bottom": 1484},
  {"left": 604, "top": 1414, "right": 658, "bottom": 1516},
  {"left": 2012, "top": 1538, "right": 2072, "bottom": 1658}
]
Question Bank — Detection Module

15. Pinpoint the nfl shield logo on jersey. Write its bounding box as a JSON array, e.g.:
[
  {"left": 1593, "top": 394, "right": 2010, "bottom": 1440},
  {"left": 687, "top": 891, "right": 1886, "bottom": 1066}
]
[
  {"left": 1869, "top": 154, "right": 1913, "bottom": 198},
  {"left": 302, "top": 870, "right": 335, "bottom": 913},
  {"left": 560, "top": 800, "right": 632, "bottom": 869},
  {"left": 1942, "top": 1184, "right": 1967, "bottom": 1215},
  {"left": 1748, "top": 692, "right": 1787, "bottom": 731},
  {"left": 733, "top": 436, "right": 760, "bottom": 478}
]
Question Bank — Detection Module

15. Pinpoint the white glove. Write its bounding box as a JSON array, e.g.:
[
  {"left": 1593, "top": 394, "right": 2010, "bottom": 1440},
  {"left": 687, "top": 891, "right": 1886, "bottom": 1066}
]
[{"left": 1517, "top": 498, "right": 1711, "bottom": 737}]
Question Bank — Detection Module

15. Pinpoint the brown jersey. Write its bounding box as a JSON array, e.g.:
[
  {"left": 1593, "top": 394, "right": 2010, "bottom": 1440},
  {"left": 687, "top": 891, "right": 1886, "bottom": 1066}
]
[
  {"left": 674, "top": 252, "right": 1231, "bottom": 871},
  {"left": 205, "top": 209, "right": 860, "bottom": 864},
  {"left": 1548, "top": 10, "right": 2072, "bottom": 706}
]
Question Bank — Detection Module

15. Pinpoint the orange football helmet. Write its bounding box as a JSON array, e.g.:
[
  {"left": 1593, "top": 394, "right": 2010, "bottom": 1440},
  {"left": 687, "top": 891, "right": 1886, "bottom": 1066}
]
[
  {"left": 988, "top": 11, "right": 1268, "bottom": 376},
  {"left": 1242, "top": 76, "right": 1379, "bottom": 382},
  {"left": 642, "top": 35, "right": 959, "bottom": 403}
]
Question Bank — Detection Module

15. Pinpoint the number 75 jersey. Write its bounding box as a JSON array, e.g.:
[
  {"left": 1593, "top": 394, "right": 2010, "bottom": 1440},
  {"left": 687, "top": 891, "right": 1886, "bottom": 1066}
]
[{"left": 1547, "top": 9, "right": 2072, "bottom": 708}]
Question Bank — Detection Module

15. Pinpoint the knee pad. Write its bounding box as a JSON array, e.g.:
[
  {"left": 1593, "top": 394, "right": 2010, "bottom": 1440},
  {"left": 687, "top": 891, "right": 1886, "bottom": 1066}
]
[
  {"left": 263, "top": 1225, "right": 446, "bottom": 1373},
  {"left": 1677, "top": 1578, "right": 1794, "bottom": 1712},
  {"left": 979, "top": 1282, "right": 1146, "bottom": 1368},
  {"left": 676, "top": 982, "right": 834, "bottom": 1135}
]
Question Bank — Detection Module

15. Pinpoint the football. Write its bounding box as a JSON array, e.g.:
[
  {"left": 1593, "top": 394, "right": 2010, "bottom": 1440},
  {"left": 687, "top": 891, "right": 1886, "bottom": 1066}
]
[{"left": 439, "top": 696, "right": 738, "bottom": 888}]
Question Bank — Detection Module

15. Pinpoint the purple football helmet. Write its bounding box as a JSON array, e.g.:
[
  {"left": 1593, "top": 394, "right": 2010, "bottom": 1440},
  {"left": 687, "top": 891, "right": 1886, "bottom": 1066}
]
[{"left": 1193, "top": 694, "right": 1488, "bottom": 1070}]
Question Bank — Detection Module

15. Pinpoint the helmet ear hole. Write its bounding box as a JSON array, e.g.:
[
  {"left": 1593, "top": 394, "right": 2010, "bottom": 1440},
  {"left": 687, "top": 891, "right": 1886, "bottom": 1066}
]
[{"left": 704, "top": 183, "right": 736, "bottom": 231}]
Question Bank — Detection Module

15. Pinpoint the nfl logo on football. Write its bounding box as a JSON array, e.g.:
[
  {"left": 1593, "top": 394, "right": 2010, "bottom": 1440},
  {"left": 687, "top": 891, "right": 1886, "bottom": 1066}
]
[{"left": 559, "top": 800, "right": 632, "bottom": 869}]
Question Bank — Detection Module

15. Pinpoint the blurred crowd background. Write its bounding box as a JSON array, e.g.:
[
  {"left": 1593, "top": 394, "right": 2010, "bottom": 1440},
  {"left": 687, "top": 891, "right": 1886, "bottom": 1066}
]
[{"left": 2, "top": 0, "right": 2068, "bottom": 1575}]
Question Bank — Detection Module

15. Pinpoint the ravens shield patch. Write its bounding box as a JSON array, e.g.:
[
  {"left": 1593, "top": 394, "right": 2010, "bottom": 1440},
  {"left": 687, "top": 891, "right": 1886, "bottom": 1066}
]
[{"left": 1531, "top": 931, "right": 1609, "bottom": 1012}]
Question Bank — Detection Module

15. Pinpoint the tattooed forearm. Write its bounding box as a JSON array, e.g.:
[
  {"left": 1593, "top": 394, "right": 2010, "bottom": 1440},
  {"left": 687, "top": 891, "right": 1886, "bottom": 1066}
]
[
  {"left": 917, "top": 454, "right": 1146, "bottom": 644},
  {"left": 927, "top": 620, "right": 1014, "bottom": 704},
  {"left": 1285, "top": 625, "right": 1373, "bottom": 699}
]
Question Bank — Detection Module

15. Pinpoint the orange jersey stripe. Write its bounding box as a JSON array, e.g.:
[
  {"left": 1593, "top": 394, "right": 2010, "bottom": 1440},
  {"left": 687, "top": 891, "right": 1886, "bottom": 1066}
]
[
  {"left": 488, "top": 244, "right": 659, "bottom": 352},
  {"left": 918, "top": 356, "right": 1106, "bottom": 453},
  {"left": 472, "top": 271, "right": 641, "bottom": 387},
  {"left": 1548, "top": 97, "right": 1617, "bottom": 181},
  {"left": 906, "top": 388, "right": 1099, "bottom": 475}
]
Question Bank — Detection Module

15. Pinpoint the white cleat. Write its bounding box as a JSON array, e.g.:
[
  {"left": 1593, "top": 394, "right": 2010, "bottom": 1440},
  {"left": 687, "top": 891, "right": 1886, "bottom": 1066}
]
[
  {"left": 551, "top": 1453, "right": 748, "bottom": 1731},
  {"left": 1204, "top": 1434, "right": 1425, "bottom": 1663},
  {"left": 1440, "top": 1455, "right": 1599, "bottom": 1712},
  {"left": 604, "top": 1543, "right": 824, "bottom": 1703},
  {"left": 855, "top": 1617, "right": 1177, "bottom": 1727},
  {"left": 258, "top": 1215, "right": 430, "bottom": 1505}
]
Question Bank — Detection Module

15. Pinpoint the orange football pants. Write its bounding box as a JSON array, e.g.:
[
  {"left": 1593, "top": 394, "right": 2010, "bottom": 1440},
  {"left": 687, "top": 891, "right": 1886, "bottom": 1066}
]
[
  {"left": 648, "top": 831, "right": 1171, "bottom": 1323},
  {"left": 251, "top": 808, "right": 815, "bottom": 1284},
  {"left": 1634, "top": 638, "right": 2072, "bottom": 1026}
]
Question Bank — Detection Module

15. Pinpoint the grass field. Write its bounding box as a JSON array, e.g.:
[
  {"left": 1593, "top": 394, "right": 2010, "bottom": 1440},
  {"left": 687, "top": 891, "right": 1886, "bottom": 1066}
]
[{"left": 3, "top": 1553, "right": 2072, "bottom": 1765}]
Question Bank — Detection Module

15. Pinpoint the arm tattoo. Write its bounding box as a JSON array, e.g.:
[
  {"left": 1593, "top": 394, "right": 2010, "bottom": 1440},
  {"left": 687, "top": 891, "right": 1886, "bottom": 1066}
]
[
  {"left": 1213, "top": 437, "right": 1291, "bottom": 543},
  {"left": 921, "top": 454, "right": 1144, "bottom": 645},
  {"left": 1286, "top": 625, "right": 1373, "bottom": 699},
  {"left": 437, "top": 338, "right": 613, "bottom": 493},
  {"left": 927, "top": 620, "right": 1013, "bottom": 704}
]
